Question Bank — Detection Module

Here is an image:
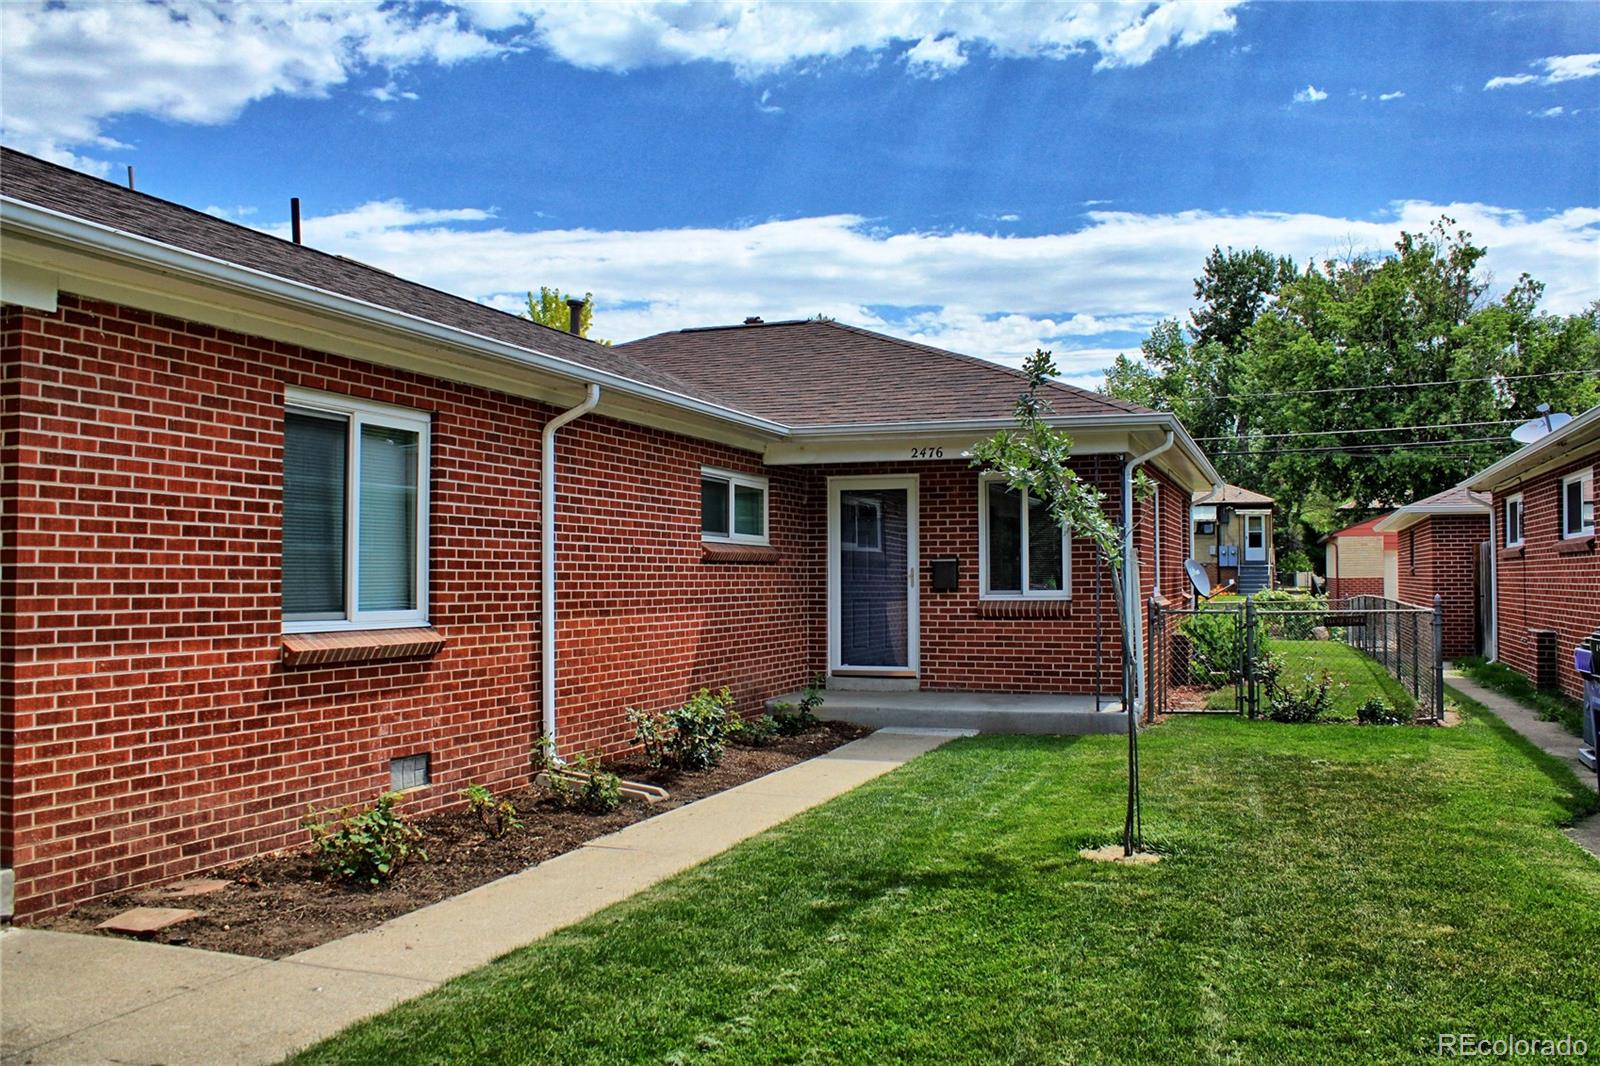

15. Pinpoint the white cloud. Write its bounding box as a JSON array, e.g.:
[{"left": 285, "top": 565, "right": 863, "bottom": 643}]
[
  {"left": 1486, "top": 52, "right": 1600, "bottom": 90},
  {"left": 1378, "top": 90, "right": 1405, "bottom": 101},
  {"left": 1534, "top": 106, "right": 1566, "bottom": 118},
  {"left": 0, "top": 1, "right": 502, "bottom": 169},
  {"left": 269, "top": 199, "right": 1600, "bottom": 388},
  {"left": 3, "top": 0, "right": 1244, "bottom": 171},
  {"left": 474, "top": 1, "right": 1243, "bottom": 77},
  {"left": 1293, "top": 84, "right": 1328, "bottom": 104},
  {"left": 904, "top": 35, "right": 967, "bottom": 78},
  {"left": 756, "top": 89, "right": 783, "bottom": 115}
]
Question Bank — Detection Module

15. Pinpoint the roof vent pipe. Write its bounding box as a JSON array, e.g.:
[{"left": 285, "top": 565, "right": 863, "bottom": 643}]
[
  {"left": 744, "top": 316, "right": 763, "bottom": 325},
  {"left": 566, "top": 298, "right": 585, "bottom": 335},
  {"left": 541, "top": 382, "right": 602, "bottom": 763},
  {"left": 290, "top": 198, "right": 302, "bottom": 245},
  {"left": 126, "top": 165, "right": 135, "bottom": 191}
]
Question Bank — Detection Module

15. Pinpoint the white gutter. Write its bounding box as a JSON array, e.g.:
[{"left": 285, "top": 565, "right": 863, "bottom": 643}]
[
  {"left": 1123, "top": 431, "right": 1176, "bottom": 719},
  {"left": 542, "top": 383, "right": 601, "bottom": 761},
  {"left": 1465, "top": 403, "right": 1600, "bottom": 492},
  {"left": 0, "top": 197, "right": 789, "bottom": 439}
]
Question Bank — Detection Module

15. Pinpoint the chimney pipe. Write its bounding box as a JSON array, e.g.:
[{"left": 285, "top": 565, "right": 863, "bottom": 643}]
[
  {"left": 126, "top": 165, "right": 135, "bottom": 192},
  {"left": 566, "top": 297, "right": 586, "bottom": 336},
  {"left": 290, "top": 198, "right": 302, "bottom": 245}
]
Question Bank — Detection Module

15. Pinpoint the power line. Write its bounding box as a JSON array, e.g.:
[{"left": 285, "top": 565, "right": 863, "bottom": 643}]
[
  {"left": 1209, "top": 368, "right": 1597, "bottom": 402},
  {"left": 1207, "top": 435, "right": 1514, "bottom": 456},
  {"left": 1194, "top": 418, "right": 1523, "bottom": 442}
]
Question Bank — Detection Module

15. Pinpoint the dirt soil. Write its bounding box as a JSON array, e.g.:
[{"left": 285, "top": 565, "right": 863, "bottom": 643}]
[{"left": 43, "top": 724, "right": 867, "bottom": 960}]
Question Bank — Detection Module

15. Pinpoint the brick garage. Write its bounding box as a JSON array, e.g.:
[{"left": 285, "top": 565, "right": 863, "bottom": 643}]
[
  {"left": 1324, "top": 514, "right": 1395, "bottom": 601},
  {"left": 1471, "top": 422, "right": 1600, "bottom": 703},
  {"left": 1378, "top": 488, "right": 1491, "bottom": 660}
]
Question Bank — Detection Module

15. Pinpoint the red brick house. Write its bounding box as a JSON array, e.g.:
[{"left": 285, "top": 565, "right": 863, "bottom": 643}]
[
  {"left": 1373, "top": 486, "right": 1491, "bottom": 658},
  {"left": 1467, "top": 404, "right": 1599, "bottom": 702},
  {"left": 1323, "top": 513, "right": 1397, "bottom": 601},
  {"left": 0, "top": 149, "right": 1217, "bottom": 919}
]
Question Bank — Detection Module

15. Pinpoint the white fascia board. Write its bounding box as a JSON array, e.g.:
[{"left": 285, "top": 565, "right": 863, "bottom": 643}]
[
  {"left": 1465, "top": 404, "right": 1600, "bottom": 492},
  {"left": 0, "top": 197, "right": 790, "bottom": 440}
]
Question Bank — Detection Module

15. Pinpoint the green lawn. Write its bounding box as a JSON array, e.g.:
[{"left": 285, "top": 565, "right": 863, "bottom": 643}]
[
  {"left": 293, "top": 705, "right": 1599, "bottom": 1065},
  {"left": 1205, "top": 639, "right": 1417, "bottom": 718}
]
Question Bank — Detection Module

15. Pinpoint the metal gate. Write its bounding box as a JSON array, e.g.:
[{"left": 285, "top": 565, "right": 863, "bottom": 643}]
[{"left": 1146, "top": 602, "right": 1247, "bottom": 717}]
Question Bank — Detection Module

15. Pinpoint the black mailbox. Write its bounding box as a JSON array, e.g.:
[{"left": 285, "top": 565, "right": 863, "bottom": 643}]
[{"left": 930, "top": 557, "right": 960, "bottom": 592}]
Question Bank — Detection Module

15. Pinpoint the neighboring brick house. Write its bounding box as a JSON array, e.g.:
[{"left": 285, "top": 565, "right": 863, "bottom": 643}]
[
  {"left": 0, "top": 149, "right": 1217, "bottom": 919},
  {"left": 1467, "top": 405, "right": 1599, "bottom": 702},
  {"left": 1189, "top": 484, "right": 1275, "bottom": 594},
  {"left": 1323, "top": 513, "right": 1396, "bottom": 601},
  {"left": 1373, "top": 486, "right": 1491, "bottom": 658}
]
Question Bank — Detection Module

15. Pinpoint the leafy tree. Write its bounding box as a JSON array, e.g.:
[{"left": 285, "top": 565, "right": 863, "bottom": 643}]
[
  {"left": 1107, "top": 220, "right": 1600, "bottom": 563},
  {"left": 523, "top": 287, "right": 609, "bottom": 344}
]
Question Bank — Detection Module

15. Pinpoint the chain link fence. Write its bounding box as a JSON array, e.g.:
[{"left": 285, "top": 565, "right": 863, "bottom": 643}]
[{"left": 1148, "top": 594, "right": 1445, "bottom": 723}]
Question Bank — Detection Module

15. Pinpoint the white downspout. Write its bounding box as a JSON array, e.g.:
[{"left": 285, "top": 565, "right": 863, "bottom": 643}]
[
  {"left": 1485, "top": 503, "right": 1498, "bottom": 661},
  {"left": 1123, "top": 431, "right": 1176, "bottom": 718},
  {"left": 542, "top": 383, "right": 601, "bottom": 762}
]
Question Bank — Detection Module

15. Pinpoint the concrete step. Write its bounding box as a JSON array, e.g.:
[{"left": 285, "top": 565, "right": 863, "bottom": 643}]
[{"left": 769, "top": 688, "right": 1128, "bottom": 735}]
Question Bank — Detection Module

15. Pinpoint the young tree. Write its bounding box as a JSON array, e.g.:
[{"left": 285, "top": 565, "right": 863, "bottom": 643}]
[
  {"left": 974, "top": 349, "right": 1151, "bottom": 855},
  {"left": 523, "top": 287, "right": 609, "bottom": 344}
]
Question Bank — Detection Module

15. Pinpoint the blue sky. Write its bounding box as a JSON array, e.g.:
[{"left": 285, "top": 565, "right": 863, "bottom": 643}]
[{"left": 4, "top": 1, "right": 1597, "bottom": 387}]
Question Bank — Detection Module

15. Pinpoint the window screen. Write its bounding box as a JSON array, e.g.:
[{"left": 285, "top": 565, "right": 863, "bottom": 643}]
[
  {"left": 701, "top": 476, "right": 730, "bottom": 536},
  {"left": 358, "top": 424, "right": 420, "bottom": 612}
]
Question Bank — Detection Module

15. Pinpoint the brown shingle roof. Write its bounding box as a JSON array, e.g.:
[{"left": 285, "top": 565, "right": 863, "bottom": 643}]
[
  {"left": 1404, "top": 485, "right": 1491, "bottom": 511},
  {"left": 3, "top": 147, "right": 1152, "bottom": 432},
  {"left": 617, "top": 319, "right": 1148, "bottom": 427},
  {"left": 0, "top": 147, "right": 736, "bottom": 412},
  {"left": 1191, "top": 484, "right": 1273, "bottom": 506}
]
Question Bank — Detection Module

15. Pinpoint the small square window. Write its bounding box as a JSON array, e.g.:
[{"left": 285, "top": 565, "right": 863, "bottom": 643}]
[
  {"left": 390, "top": 753, "right": 431, "bottom": 791},
  {"left": 700, "top": 468, "right": 769, "bottom": 544}
]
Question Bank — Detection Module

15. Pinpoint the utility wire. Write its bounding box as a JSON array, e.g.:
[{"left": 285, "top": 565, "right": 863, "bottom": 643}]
[
  {"left": 1208, "top": 368, "right": 1597, "bottom": 402},
  {"left": 1208, "top": 435, "right": 1513, "bottom": 456},
  {"left": 1194, "top": 418, "right": 1524, "bottom": 442}
]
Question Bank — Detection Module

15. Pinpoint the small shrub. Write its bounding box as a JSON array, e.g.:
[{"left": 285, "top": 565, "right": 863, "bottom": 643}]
[
  {"left": 1268, "top": 668, "right": 1338, "bottom": 723},
  {"left": 546, "top": 753, "right": 623, "bottom": 814},
  {"left": 302, "top": 792, "right": 426, "bottom": 887},
  {"left": 1279, "top": 549, "right": 1313, "bottom": 574},
  {"left": 629, "top": 686, "right": 741, "bottom": 770},
  {"left": 1255, "top": 590, "right": 1329, "bottom": 640},
  {"left": 1178, "top": 610, "right": 1247, "bottom": 686},
  {"left": 461, "top": 783, "right": 522, "bottom": 838},
  {"left": 733, "top": 713, "right": 778, "bottom": 747},
  {"left": 1356, "top": 697, "right": 1411, "bottom": 726},
  {"left": 773, "top": 675, "right": 826, "bottom": 735}
]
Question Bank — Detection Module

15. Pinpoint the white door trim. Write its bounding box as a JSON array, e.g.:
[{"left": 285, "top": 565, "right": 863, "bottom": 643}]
[
  {"left": 827, "top": 475, "right": 919, "bottom": 677},
  {"left": 1243, "top": 513, "right": 1267, "bottom": 563}
]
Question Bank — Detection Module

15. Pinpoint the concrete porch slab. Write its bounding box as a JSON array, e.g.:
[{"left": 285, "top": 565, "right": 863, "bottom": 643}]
[{"left": 776, "top": 689, "right": 1128, "bottom": 735}]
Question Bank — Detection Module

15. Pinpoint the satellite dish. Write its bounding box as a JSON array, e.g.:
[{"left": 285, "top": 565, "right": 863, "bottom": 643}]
[
  {"left": 1185, "top": 559, "right": 1212, "bottom": 598},
  {"left": 1510, "top": 404, "right": 1572, "bottom": 445}
]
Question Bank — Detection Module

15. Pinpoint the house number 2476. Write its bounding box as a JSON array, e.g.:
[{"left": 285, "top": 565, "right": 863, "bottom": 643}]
[{"left": 909, "top": 446, "right": 945, "bottom": 459}]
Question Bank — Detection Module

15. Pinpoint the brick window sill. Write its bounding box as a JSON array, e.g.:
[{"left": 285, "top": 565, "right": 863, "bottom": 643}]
[
  {"left": 282, "top": 627, "right": 446, "bottom": 668},
  {"left": 1498, "top": 546, "right": 1524, "bottom": 562},
  {"left": 701, "top": 542, "right": 780, "bottom": 564},
  {"left": 1557, "top": 533, "right": 1595, "bottom": 556},
  {"left": 979, "top": 598, "right": 1074, "bottom": 618}
]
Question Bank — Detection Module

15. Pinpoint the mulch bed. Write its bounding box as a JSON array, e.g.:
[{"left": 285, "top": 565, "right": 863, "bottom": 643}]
[{"left": 43, "top": 723, "right": 868, "bottom": 960}]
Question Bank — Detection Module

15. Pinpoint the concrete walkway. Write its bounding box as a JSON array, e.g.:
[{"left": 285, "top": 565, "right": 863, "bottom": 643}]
[
  {"left": 1445, "top": 665, "right": 1600, "bottom": 859},
  {"left": 1, "top": 729, "right": 957, "bottom": 1066}
]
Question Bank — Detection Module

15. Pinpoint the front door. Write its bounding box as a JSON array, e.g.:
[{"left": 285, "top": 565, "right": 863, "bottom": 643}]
[
  {"left": 828, "top": 476, "right": 918, "bottom": 676},
  {"left": 1244, "top": 514, "right": 1267, "bottom": 562}
]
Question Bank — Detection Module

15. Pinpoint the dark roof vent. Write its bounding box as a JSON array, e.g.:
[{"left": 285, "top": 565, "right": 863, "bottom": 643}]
[
  {"left": 566, "top": 298, "right": 586, "bottom": 335},
  {"left": 290, "top": 197, "right": 302, "bottom": 245},
  {"left": 743, "top": 316, "right": 763, "bottom": 325}
]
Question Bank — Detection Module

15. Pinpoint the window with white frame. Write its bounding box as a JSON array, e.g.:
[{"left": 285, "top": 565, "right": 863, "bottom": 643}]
[
  {"left": 979, "top": 476, "right": 1070, "bottom": 598},
  {"left": 1504, "top": 494, "right": 1523, "bottom": 548},
  {"left": 1561, "top": 468, "right": 1595, "bottom": 539},
  {"left": 282, "top": 389, "right": 430, "bottom": 632},
  {"left": 701, "top": 467, "right": 768, "bottom": 544}
]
